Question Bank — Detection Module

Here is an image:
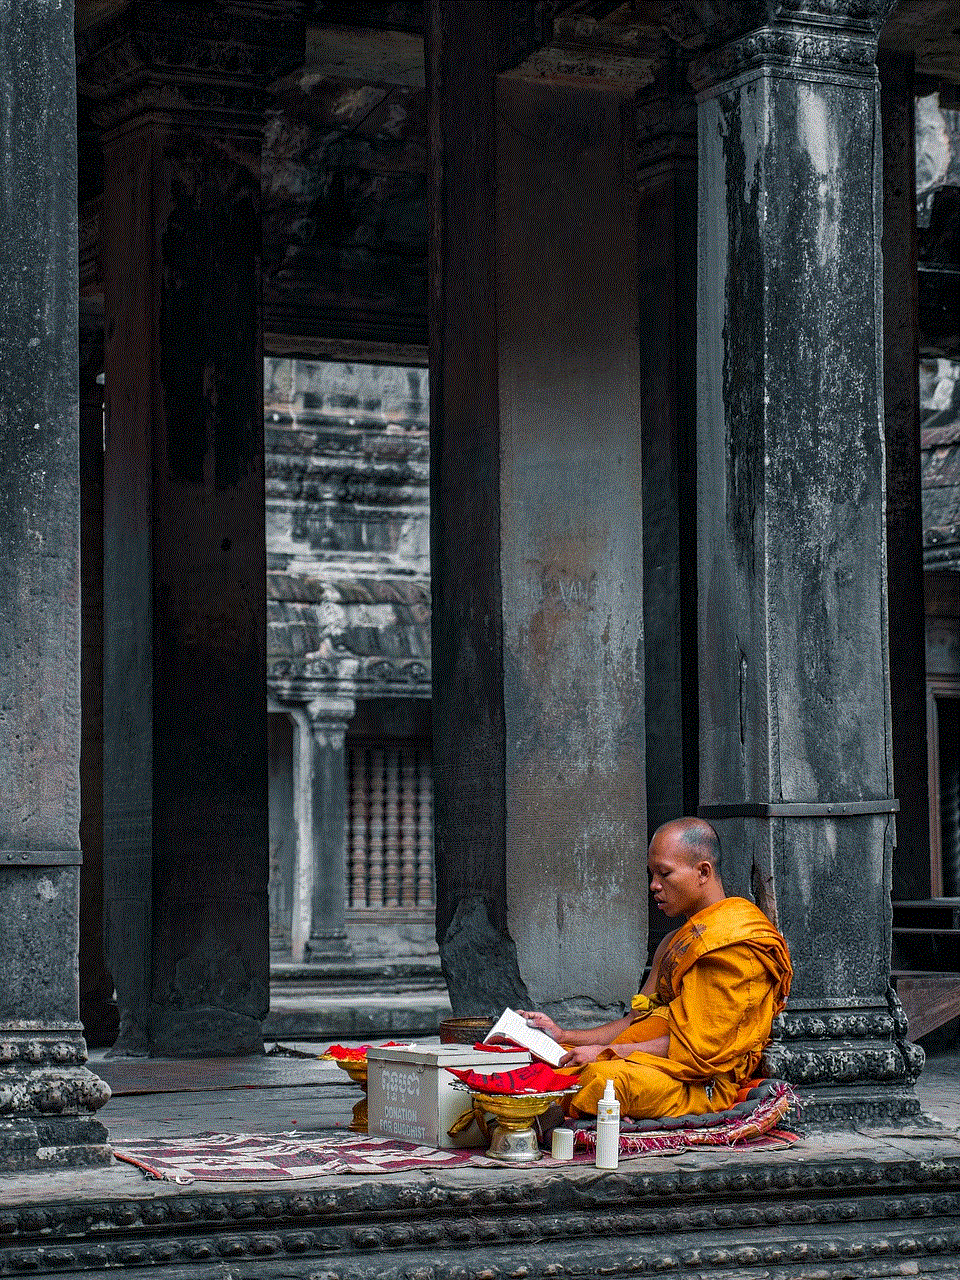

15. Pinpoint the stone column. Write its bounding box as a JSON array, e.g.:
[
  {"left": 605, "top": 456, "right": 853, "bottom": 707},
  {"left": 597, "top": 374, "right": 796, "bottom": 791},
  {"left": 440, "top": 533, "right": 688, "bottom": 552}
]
[
  {"left": 79, "top": 6, "right": 301, "bottom": 1056},
  {"left": 693, "top": 12, "right": 923, "bottom": 1122},
  {"left": 0, "top": 2, "right": 110, "bottom": 1165},
  {"left": 298, "top": 699, "right": 356, "bottom": 963},
  {"left": 429, "top": 1, "right": 648, "bottom": 1021},
  {"left": 78, "top": 308, "right": 118, "bottom": 1048},
  {"left": 879, "top": 52, "right": 929, "bottom": 901},
  {"left": 636, "top": 55, "right": 700, "bottom": 961}
]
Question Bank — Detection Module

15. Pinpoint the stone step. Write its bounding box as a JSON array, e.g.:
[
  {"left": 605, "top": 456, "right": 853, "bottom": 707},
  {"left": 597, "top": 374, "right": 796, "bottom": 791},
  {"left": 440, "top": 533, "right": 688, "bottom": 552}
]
[
  {"left": 271, "top": 959, "right": 445, "bottom": 986},
  {"left": 5, "top": 1144, "right": 960, "bottom": 1278},
  {"left": 264, "top": 987, "right": 452, "bottom": 1040}
]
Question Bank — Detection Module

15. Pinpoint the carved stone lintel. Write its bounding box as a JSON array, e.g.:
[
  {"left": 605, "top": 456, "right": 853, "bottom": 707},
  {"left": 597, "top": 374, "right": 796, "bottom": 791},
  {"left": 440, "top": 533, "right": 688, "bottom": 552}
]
[
  {"left": 269, "top": 656, "right": 431, "bottom": 701},
  {"left": 689, "top": 23, "right": 880, "bottom": 95},
  {"left": 76, "top": 4, "right": 304, "bottom": 137},
  {"left": 505, "top": 43, "right": 659, "bottom": 88},
  {"left": 635, "top": 52, "right": 696, "bottom": 171},
  {"left": 493, "top": 0, "right": 665, "bottom": 88},
  {"left": 658, "top": 0, "right": 897, "bottom": 54}
]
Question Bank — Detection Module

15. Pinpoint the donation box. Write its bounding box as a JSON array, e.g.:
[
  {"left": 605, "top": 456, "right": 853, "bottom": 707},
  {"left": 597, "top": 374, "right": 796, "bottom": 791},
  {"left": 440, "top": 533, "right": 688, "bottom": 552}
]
[{"left": 367, "top": 1044, "right": 531, "bottom": 1148}]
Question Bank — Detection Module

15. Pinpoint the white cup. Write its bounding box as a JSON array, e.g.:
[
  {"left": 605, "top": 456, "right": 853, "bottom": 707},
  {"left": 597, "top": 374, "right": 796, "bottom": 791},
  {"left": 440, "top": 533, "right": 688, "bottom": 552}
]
[{"left": 551, "top": 1127, "right": 574, "bottom": 1160}]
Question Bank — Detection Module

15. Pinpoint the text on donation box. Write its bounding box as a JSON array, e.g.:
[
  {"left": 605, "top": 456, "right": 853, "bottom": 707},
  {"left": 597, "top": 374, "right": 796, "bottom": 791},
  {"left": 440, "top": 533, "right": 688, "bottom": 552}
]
[{"left": 374, "top": 1066, "right": 428, "bottom": 1142}]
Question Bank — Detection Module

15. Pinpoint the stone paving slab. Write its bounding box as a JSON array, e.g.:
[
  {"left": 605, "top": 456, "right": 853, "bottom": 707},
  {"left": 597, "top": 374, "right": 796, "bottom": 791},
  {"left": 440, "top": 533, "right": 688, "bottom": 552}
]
[
  {"left": 0, "top": 1047, "right": 954, "bottom": 1209},
  {"left": 1, "top": 1062, "right": 958, "bottom": 1280}
]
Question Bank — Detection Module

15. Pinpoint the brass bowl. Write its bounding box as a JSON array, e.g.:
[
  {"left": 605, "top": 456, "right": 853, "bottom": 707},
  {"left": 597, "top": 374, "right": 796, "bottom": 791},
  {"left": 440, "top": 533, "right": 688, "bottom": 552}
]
[
  {"left": 439, "top": 1015, "right": 495, "bottom": 1045},
  {"left": 333, "top": 1058, "right": 369, "bottom": 1132},
  {"left": 471, "top": 1090, "right": 570, "bottom": 1164}
]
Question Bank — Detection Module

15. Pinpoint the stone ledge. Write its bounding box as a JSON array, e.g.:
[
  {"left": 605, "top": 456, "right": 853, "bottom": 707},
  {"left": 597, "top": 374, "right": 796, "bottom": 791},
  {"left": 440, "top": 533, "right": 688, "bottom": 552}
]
[{"left": 2, "top": 1148, "right": 959, "bottom": 1277}]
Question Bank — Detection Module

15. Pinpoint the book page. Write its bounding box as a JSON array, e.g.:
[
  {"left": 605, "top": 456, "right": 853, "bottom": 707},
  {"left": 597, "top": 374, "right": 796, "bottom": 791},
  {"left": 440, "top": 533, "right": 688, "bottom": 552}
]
[{"left": 483, "top": 1007, "right": 565, "bottom": 1067}]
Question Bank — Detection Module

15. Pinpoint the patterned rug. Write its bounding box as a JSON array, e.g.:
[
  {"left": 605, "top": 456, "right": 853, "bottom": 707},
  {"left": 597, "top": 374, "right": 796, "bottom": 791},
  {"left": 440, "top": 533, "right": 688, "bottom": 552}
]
[
  {"left": 567, "top": 1080, "right": 801, "bottom": 1159},
  {"left": 113, "top": 1132, "right": 477, "bottom": 1183},
  {"left": 113, "top": 1083, "right": 801, "bottom": 1182}
]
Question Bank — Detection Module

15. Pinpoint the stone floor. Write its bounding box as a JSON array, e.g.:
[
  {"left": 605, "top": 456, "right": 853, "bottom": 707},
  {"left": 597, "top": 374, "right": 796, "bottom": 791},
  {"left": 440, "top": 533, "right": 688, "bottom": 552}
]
[
  {"left": 2, "top": 1047, "right": 958, "bottom": 1280},
  {"left": 2, "top": 1042, "right": 956, "bottom": 1206}
]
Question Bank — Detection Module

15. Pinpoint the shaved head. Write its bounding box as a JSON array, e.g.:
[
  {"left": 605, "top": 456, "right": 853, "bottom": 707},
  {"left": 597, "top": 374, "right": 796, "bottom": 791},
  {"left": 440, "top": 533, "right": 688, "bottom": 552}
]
[{"left": 652, "top": 818, "right": 722, "bottom": 874}]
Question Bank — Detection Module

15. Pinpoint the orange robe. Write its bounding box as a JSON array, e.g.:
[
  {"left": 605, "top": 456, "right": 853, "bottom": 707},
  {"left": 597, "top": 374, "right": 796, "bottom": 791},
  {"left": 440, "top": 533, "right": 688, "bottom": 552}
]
[{"left": 568, "top": 896, "right": 792, "bottom": 1118}]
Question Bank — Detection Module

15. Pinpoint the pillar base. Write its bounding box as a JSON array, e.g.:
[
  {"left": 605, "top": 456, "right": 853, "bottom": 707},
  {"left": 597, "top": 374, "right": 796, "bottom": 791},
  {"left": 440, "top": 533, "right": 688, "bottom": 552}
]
[
  {"left": 793, "top": 1085, "right": 923, "bottom": 1128},
  {"left": 150, "top": 1008, "right": 265, "bottom": 1058},
  {"left": 763, "top": 992, "right": 925, "bottom": 1128},
  {"left": 0, "top": 1115, "right": 112, "bottom": 1171},
  {"left": 0, "top": 1048, "right": 112, "bottom": 1170},
  {"left": 305, "top": 932, "right": 354, "bottom": 964}
]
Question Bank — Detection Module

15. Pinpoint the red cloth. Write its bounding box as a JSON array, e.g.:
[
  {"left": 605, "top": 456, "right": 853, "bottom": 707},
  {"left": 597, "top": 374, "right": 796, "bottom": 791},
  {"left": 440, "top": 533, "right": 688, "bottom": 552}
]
[
  {"left": 324, "top": 1042, "right": 405, "bottom": 1062},
  {"left": 448, "top": 1062, "right": 580, "bottom": 1095},
  {"left": 471, "top": 1042, "right": 520, "bottom": 1053}
]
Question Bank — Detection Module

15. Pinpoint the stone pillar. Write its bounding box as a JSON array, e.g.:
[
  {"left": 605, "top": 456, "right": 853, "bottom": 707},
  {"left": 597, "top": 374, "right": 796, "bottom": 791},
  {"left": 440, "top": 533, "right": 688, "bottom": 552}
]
[
  {"left": 879, "top": 52, "right": 930, "bottom": 902},
  {"left": 299, "top": 699, "right": 355, "bottom": 963},
  {"left": 693, "top": 14, "right": 923, "bottom": 1122},
  {"left": 80, "top": 6, "right": 300, "bottom": 1056},
  {"left": 427, "top": 1, "right": 516, "bottom": 1013},
  {"left": 429, "top": 1, "right": 647, "bottom": 1021},
  {"left": 0, "top": 2, "right": 110, "bottom": 1165},
  {"left": 636, "top": 55, "right": 699, "bottom": 961},
  {"left": 78, "top": 309, "right": 118, "bottom": 1048}
]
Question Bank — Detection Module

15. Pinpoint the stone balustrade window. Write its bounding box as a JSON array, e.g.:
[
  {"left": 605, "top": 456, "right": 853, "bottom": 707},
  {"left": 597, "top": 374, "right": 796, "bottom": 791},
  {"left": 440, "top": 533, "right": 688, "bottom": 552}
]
[{"left": 348, "top": 742, "right": 434, "bottom": 909}]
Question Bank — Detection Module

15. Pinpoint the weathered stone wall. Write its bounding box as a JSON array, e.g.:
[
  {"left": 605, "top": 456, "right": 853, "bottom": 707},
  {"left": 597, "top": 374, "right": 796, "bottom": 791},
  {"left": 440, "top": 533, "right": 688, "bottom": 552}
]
[
  {"left": 265, "top": 358, "right": 434, "bottom": 964},
  {"left": 265, "top": 357, "right": 430, "bottom": 695},
  {"left": 496, "top": 77, "right": 646, "bottom": 1018}
]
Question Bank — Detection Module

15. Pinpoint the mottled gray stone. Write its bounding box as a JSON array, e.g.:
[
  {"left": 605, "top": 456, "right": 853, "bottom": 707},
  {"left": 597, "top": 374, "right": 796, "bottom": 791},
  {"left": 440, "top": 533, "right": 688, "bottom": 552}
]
[
  {"left": 263, "top": 358, "right": 434, "bottom": 970},
  {"left": 303, "top": 700, "right": 355, "bottom": 962},
  {"left": 880, "top": 53, "right": 930, "bottom": 904},
  {"left": 496, "top": 77, "right": 646, "bottom": 1014},
  {"left": 429, "top": 3, "right": 646, "bottom": 1018},
  {"left": 636, "top": 57, "right": 700, "bottom": 961},
  {"left": 696, "top": 16, "right": 921, "bottom": 1119},
  {"left": 97, "top": 39, "right": 272, "bottom": 1060},
  {"left": 438, "top": 895, "right": 530, "bottom": 1016},
  {"left": 0, "top": 0, "right": 110, "bottom": 1165}
]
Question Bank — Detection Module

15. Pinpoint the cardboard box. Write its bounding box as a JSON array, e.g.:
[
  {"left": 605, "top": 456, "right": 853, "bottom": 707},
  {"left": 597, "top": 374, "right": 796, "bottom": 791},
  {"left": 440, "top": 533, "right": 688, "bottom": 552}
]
[{"left": 367, "top": 1044, "right": 531, "bottom": 1148}]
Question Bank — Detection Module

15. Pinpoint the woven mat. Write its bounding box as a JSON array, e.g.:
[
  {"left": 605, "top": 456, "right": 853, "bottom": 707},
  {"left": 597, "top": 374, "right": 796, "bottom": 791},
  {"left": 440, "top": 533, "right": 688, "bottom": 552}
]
[
  {"left": 567, "top": 1080, "right": 801, "bottom": 1159},
  {"left": 113, "top": 1132, "right": 476, "bottom": 1183},
  {"left": 114, "top": 1084, "right": 801, "bottom": 1182},
  {"left": 532, "top": 1128, "right": 799, "bottom": 1167}
]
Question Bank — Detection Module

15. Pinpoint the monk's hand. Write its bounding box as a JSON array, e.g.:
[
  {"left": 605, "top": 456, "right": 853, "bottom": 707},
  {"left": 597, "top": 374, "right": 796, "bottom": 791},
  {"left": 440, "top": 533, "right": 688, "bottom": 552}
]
[
  {"left": 559, "top": 1044, "right": 605, "bottom": 1066},
  {"left": 517, "top": 1010, "right": 564, "bottom": 1041}
]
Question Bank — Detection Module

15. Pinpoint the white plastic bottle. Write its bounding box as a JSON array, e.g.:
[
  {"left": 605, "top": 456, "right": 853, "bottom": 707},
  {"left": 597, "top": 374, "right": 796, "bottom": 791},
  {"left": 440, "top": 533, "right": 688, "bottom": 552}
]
[{"left": 595, "top": 1078, "right": 620, "bottom": 1169}]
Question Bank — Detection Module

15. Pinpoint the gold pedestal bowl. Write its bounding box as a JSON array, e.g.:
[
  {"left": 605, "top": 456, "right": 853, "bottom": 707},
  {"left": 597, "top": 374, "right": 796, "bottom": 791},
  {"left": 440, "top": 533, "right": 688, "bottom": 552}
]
[
  {"left": 334, "top": 1059, "right": 369, "bottom": 1133},
  {"left": 471, "top": 1089, "right": 578, "bottom": 1164}
]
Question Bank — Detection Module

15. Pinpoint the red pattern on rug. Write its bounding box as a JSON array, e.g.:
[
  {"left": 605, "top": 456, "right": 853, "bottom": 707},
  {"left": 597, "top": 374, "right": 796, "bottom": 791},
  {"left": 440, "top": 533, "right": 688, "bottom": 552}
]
[
  {"left": 113, "top": 1132, "right": 476, "bottom": 1183},
  {"left": 570, "top": 1081, "right": 800, "bottom": 1158},
  {"left": 114, "top": 1085, "right": 801, "bottom": 1182}
]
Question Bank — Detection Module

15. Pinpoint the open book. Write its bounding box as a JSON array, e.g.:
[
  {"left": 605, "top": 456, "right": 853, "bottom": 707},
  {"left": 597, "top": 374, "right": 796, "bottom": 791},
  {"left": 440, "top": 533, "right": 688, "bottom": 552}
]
[{"left": 483, "top": 1007, "right": 565, "bottom": 1067}]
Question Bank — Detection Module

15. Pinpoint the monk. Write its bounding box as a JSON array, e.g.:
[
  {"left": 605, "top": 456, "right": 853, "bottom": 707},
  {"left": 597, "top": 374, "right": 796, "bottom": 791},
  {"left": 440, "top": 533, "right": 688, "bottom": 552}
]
[{"left": 519, "top": 818, "right": 792, "bottom": 1119}]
